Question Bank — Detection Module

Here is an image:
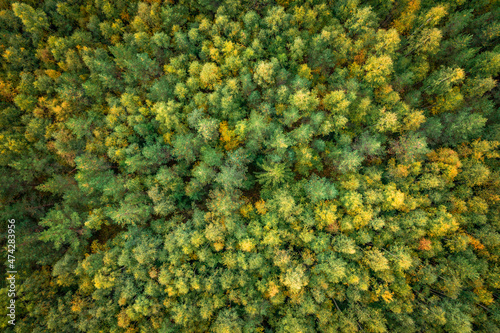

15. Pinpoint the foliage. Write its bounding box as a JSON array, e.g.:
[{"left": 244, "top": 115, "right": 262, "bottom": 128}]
[{"left": 1, "top": 0, "right": 500, "bottom": 332}]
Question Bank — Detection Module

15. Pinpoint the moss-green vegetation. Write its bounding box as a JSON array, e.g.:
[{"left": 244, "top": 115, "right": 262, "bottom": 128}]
[{"left": 1, "top": 0, "right": 499, "bottom": 332}]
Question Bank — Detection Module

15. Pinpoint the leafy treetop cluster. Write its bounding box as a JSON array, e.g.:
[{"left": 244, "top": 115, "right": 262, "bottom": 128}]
[{"left": 0, "top": 0, "right": 500, "bottom": 332}]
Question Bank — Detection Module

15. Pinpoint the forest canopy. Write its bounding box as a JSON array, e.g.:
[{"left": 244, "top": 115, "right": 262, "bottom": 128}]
[{"left": 1, "top": 0, "right": 500, "bottom": 332}]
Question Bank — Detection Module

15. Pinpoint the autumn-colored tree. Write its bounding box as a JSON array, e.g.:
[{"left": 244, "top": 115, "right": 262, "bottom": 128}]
[{"left": 1, "top": 1, "right": 500, "bottom": 332}]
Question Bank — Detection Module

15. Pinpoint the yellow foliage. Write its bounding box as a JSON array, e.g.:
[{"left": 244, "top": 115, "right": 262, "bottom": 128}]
[
  {"left": 94, "top": 272, "right": 115, "bottom": 289},
  {"left": 298, "top": 64, "right": 312, "bottom": 79},
  {"left": 0, "top": 79, "right": 15, "bottom": 100},
  {"left": 117, "top": 310, "right": 131, "bottom": 328},
  {"left": 255, "top": 200, "right": 268, "bottom": 215},
  {"left": 222, "top": 41, "right": 238, "bottom": 56},
  {"left": 151, "top": 316, "right": 163, "bottom": 330},
  {"left": 240, "top": 203, "right": 254, "bottom": 218},
  {"left": 42, "top": 99, "right": 71, "bottom": 122},
  {"left": 403, "top": 109, "right": 426, "bottom": 131},
  {"left": 340, "top": 174, "right": 360, "bottom": 191},
  {"left": 376, "top": 109, "right": 399, "bottom": 133},
  {"left": 418, "top": 238, "right": 432, "bottom": 251},
  {"left": 474, "top": 287, "right": 494, "bottom": 305},
  {"left": 354, "top": 49, "right": 366, "bottom": 65},
  {"left": 71, "top": 296, "right": 84, "bottom": 313},
  {"left": 209, "top": 47, "right": 220, "bottom": 62},
  {"left": 164, "top": 64, "right": 176, "bottom": 74},
  {"left": 120, "top": 10, "right": 130, "bottom": 21},
  {"left": 239, "top": 239, "right": 255, "bottom": 252},
  {"left": 45, "top": 69, "right": 61, "bottom": 79},
  {"left": 266, "top": 280, "right": 280, "bottom": 298},
  {"left": 392, "top": 0, "right": 421, "bottom": 34},
  {"left": 78, "top": 280, "right": 93, "bottom": 297},
  {"left": 275, "top": 104, "right": 287, "bottom": 115},
  {"left": 213, "top": 242, "right": 224, "bottom": 251},
  {"left": 381, "top": 290, "right": 394, "bottom": 303},
  {"left": 352, "top": 208, "right": 373, "bottom": 229},
  {"left": 384, "top": 184, "right": 405, "bottom": 210},
  {"left": 301, "top": 249, "right": 316, "bottom": 265},
  {"left": 471, "top": 139, "right": 500, "bottom": 160},
  {"left": 427, "top": 148, "right": 462, "bottom": 181},
  {"left": 3, "top": 48, "right": 13, "bottom": 60},
  {"left": 467, "top": 234, "right": 485, "bottom": 251},
  {"left": 431, "top": 88, "right": 463, "bottom": 115},
  {"left": 276, "top": 0, "right": 290, "bottom": 7},
  {"left": 149, "top": 268, "right": 158, "bottom": 279},
  {"left": 428, "top": 208, "right": 459, "bottom": 237},
  {"left": 450, "top": 196, "right": 467, "bottom": 214},
  {"left": 219, "top": 121, "right": 240, "bottom": 150},
  {"left": 348, "top": 62, "right": 362, "bottom": 78},
  {"left": 163, "top": 132, "right": 173, "bottom": 144},
  {"left": 348, "top": 274, "right": 360, "bottom": 285},
  {"left": 314, "top": 201, "right": 338, "bottom": 228},
  {"left": 91, "top": 240, "right": 107, "bottom": 253}
]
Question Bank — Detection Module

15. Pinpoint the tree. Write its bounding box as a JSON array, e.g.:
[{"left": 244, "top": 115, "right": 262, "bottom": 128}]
[
  {"left": 12, "top": 3, "right": 49, "bottom": 43},
  {"left": 3, "top": 0, "right": 500, "bottom": 331},
  {"left": 256, "top": 160, "right": 293, "bottom": 188},
  {"left": 364, "top": 55, "right": 394, "bottom": 87},
  {"left": 303, "top": 175, "right": 338, "bottom": 203},
  {"left": 200, "top": 62, "right": 220, "bottom": 89}
]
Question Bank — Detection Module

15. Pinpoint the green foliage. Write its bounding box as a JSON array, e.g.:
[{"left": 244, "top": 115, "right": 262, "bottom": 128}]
[
  {"left": 303, "top": 175, "right": 338, "bottom": 203},
  {"left": 1, "top": 1, "right": 500, "bottom": 332},
  {"left": 256, "top": 160, "right": 293, "bottom": 188}
]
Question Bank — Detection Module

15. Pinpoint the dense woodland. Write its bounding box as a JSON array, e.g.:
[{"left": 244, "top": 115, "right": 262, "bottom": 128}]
[{"left": 0, "top": 0, "right": 499, "bottom": 332}]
